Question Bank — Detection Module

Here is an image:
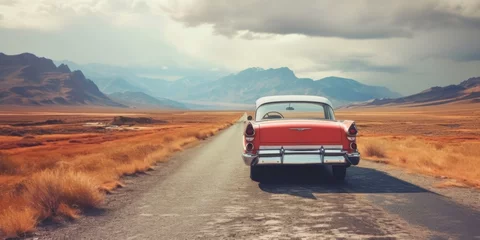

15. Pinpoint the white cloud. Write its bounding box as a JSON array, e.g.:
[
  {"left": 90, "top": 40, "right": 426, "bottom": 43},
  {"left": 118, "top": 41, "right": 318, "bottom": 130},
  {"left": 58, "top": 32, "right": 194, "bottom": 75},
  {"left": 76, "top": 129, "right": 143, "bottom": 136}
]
[{"left": 0, "top": 0, "right": 17, "bottom": 6}]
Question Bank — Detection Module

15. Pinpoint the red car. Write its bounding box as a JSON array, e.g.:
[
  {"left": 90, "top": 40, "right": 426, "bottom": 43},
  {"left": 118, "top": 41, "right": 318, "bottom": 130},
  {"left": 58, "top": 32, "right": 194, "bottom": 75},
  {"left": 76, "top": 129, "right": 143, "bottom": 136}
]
[{"left": 242, "top": 95, "right": 360, "bottom": 181}]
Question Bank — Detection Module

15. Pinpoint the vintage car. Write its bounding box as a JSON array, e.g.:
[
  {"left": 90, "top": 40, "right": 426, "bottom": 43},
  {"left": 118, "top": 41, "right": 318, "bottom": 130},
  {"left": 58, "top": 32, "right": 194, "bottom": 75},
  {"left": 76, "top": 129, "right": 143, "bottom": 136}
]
[{"left": 242, "top": 95, "right": 360, "bottom": 181}]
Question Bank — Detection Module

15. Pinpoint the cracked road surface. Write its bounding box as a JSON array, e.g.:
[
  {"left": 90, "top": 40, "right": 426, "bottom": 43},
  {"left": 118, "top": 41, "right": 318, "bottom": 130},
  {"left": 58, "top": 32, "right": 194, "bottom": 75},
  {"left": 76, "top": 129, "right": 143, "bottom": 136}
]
[{"left": 45, "top": 120, "right": 480, "bottom": 239}]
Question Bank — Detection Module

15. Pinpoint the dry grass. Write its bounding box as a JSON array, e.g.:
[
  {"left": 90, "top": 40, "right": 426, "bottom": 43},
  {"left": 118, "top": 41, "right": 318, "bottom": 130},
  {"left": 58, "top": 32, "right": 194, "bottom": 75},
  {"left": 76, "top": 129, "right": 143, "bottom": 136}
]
[
  {"left": 337, "top": 103, "right": 480, "bottom": 188},
  {"left": 363, "top": 142, "right": 387, "bottom": 158},
  {"left": 434, "top": 179, "right": 470, "bottom": 188},
  {"left": 0, "top": 110, "right": 240, "bottom": 238},
  {"left": 0, "top": 206, "right": 37, "bottom": 238},
  {"left": 23, "top": 169, "right": 104, "bottom": 220},
  {"left": 358, "top": 136, "right": 480, "bottom": 187}
]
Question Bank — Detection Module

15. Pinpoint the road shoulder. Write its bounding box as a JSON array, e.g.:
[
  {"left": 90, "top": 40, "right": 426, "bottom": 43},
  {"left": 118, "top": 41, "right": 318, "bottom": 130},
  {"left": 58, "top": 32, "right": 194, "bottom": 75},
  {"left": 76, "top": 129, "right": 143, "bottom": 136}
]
[{"left": 359, "top": 160, "right": 480, "bottom": 210}]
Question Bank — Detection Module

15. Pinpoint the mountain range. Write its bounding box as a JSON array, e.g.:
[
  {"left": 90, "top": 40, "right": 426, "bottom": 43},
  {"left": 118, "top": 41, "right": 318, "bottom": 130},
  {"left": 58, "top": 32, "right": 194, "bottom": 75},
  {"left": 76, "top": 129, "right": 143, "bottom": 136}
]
[
  {"left": 343, "top": 77, "right": 480, "bottom": 108},
  {"left": 58, "top": 61, "right": 402, "bottom": 107},
  {"left": 4, "top": 52, "right": 477, "bottom": 110},
  {"left": 0, "top": 53, "right": 123, "bottom": 107},
  {"left": 177, "top": 67, "right": 402, "bottom": 107}
]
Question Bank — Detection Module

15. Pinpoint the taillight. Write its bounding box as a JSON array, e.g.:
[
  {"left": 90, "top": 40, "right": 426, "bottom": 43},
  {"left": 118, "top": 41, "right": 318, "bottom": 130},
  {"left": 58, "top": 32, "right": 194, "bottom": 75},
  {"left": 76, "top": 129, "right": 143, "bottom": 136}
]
[
  {"left": 246, "top": 143, "right": 254, "bottom": 152},
  {"left": 245, "top": 123, "right": 255, "bottom": 136},
  {"left": 350, "top": 142, "right": 357, "bottom": 150},
  {"left": 348, "top": 123, "right": 357, "bottom": 135}
]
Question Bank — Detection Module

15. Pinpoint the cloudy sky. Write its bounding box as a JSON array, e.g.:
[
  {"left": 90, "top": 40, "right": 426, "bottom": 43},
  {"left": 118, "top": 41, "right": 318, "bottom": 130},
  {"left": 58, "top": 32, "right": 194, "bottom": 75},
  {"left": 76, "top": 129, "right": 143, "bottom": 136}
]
[{"left": 1, "top": 0, "right": 479, "bottom": 94}]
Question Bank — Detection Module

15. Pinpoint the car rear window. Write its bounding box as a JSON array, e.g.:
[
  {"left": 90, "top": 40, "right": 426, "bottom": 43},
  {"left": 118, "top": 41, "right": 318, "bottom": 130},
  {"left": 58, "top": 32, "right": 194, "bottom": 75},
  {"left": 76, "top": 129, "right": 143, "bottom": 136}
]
[{"left": 255, "top": 102, "right": 335, "bottom": 121}]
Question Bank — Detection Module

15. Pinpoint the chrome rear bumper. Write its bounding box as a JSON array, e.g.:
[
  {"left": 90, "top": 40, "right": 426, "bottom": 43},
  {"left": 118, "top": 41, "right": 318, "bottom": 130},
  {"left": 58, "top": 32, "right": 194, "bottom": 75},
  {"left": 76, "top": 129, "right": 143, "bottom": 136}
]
[{"left": 242, "top": 146, "right": 360, "bottom": 166}]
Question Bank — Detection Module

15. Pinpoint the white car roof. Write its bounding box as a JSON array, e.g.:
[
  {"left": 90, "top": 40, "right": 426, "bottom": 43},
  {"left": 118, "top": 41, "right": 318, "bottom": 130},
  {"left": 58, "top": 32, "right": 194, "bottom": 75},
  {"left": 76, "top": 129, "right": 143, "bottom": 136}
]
[{"left": 256, "top": 95, "right": 333, "bottom": 108}]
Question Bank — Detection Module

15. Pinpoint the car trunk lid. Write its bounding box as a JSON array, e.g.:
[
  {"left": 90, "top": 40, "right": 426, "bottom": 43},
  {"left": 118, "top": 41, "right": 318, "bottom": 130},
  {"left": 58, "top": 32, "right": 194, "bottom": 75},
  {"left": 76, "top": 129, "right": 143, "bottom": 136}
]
[{"left": 258, "top": 120, "right": 343, "bottom": 145}]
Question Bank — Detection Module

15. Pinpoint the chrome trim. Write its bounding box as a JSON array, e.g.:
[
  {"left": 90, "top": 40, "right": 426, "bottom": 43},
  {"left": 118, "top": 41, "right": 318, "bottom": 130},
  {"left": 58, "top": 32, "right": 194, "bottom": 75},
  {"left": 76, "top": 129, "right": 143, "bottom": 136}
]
[
  {"left": 346, "top": 152, "right": 361, "bottom": 165},
  {"left": 258, "top": 156, "right": 282, "bottom": 165},
  {"left": 324, "top": 156, "right": 346, "bottom": 164},
  {"left": 242, "top": 153, "right": 257, "bottom": 166},
  {"left": 289, "top": 128, "right": 311, "bottom": 131},
  {"left": 249, "top": 145, "right": 356, "bottom": 166},
  {"left": 324, "top": 149, "right": 343, "bottom": 154},
  {"left": 258, "top": 149, "right": 281, "bottom": 155},
  {"left": 284, "top": 149, "right": 321, "bottom": 154},
  {"left": 245, "top": 137, "right": 254, "bottom": 142},
  {"left": 243, "top": 145, "right": 361, "bottom": 166},
  {"left": 283, "top": 154, "right": 323, "bottom": 164},
  {"left": 348, "top": 152, "right": 360, "bottom": 157}
]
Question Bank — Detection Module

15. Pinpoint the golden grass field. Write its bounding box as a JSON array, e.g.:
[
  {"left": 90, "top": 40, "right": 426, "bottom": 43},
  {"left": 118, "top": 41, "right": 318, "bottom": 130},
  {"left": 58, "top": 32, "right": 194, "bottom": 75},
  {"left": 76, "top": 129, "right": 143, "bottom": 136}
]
[
  {"left": 0, "top": 108, "right": 241, "bottom": 238},
  {"left": 337, "top": 103, "right": 480, "bottom": 189},
  {"left": 1, "top": 103, "right": 479, "bottom": 237}
]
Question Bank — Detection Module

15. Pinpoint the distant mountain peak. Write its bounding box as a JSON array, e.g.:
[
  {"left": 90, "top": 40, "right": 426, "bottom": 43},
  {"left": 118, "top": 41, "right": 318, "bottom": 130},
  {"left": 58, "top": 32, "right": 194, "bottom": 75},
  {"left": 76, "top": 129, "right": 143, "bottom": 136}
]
[
  {"left": 242, "top": 67, "right": 264, "bottom": 72},
  {"left": 233, "top": 67, "right": 297, "bottom": 81},
  {"left": 57, "top": 64, "right": 71, "bottom": 73},
  {"left": 460, "top": 77, "right": 480, "bottom": 88},
  {"left": 237, "top": 67, "right": 296, "bottom": 74},
  {"left": 72, "top": 70, "right": 86, "bottom": 79},
  {"left": 266, "top": 67, "right": 296, "bottom": 77},
  {"left": 0, "top": 52, "right": 57, "bottom": 73}
]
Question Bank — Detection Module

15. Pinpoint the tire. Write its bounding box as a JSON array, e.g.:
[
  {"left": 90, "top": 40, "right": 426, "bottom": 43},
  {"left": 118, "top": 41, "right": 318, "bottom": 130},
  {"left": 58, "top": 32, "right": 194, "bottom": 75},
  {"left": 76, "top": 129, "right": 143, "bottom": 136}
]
[
  {"left": 332, "top": 166, "right": 347, "bottom": 181},
  {"left": 250, "top": 166, "right": 263, "bottom": 182}
]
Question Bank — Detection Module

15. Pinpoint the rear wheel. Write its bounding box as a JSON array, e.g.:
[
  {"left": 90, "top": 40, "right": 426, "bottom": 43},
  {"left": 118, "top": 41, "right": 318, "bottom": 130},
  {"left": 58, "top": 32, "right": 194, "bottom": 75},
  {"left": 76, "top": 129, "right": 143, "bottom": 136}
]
[
  {"left": 250, "top": 166, "right": 263, "bottom": 182},
  {"left": 332, "top": 166, "right": 347, "bottom": 181}
]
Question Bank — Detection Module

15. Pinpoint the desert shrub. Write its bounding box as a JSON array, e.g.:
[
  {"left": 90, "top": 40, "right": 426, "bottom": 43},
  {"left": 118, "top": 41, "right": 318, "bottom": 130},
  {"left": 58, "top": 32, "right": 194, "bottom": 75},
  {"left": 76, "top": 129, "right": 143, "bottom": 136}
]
[
  {"left": 133, "top": 144, "right": 158, "bottom": 157},
  {"left": 364, "top": 144, "right": 387, "bottom": 158},
  {"left": 0, "top": 206, "right": 37, "bottom": 238},
  {"left": 0, "top": 154, "right": 22, "bottom": 174},
  {"left": 9, "top": 131, "right": 25, "bottom": 137},
  {"left": 23, "top": 169, "right": 103, "bottom": 221},
  {"left": 110, "top": 152, "right": 131, "bottom": 164},
  {"left": 163, "top": 135, "right": 175, "bottom": 143},
  {"left": 194, "top": 131, "right": 208, "bottom": 140},
  {"left": 56, "top": 203, "right": 80, "bottom": 220},
  {"left": 16, "top": 141, "right": 43, "bottom": 148}
]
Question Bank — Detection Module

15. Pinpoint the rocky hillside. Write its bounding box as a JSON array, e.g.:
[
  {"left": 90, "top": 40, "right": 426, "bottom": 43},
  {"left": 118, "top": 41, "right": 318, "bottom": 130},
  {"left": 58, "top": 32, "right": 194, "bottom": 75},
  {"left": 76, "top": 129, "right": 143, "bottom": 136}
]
[{"left": 0, "top": 53, "right": 124, "bottom": 107}]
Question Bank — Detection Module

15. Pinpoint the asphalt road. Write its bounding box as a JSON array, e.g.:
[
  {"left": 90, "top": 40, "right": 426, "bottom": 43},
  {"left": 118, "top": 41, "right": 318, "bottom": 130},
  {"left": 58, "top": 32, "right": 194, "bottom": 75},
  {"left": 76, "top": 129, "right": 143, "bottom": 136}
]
[{"left": 45, "top": 119, "right": 480, "bottom": 240}]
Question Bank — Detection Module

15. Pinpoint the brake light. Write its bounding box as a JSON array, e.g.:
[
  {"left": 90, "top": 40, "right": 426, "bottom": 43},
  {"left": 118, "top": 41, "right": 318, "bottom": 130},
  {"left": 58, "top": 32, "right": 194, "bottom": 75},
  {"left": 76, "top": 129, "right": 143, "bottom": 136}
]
[
  {"left": 348, "top": 123, "right": 357, "bottom": 135},
  {"left": 245, "top": 123, "right": 255, "bottom": 136}
]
